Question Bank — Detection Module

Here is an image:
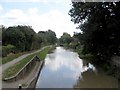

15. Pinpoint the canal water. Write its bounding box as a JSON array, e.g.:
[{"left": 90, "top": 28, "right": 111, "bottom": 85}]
[{"left": 36, "top": 47, "right": 118, "bottom": 88}]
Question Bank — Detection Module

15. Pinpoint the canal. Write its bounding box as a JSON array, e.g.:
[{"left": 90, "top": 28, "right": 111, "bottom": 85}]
[{"left": 36, "top": 47, "right": 118, "bottom": 88}]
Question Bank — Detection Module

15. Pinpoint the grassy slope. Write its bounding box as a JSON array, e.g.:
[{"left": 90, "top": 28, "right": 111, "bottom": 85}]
[{"left": 3, "top": 46, "right": 52, "bottom": 79}]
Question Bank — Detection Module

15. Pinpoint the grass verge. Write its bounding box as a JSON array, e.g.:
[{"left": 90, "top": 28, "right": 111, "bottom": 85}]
[
  {"left": 2, "top": 46, "right": 53, "bottom": 79},
  {"left": 2, "top": 49, "right": 39, "bottom": 65},
  {"left": 2, "top": 52, "right": 26, "bottom": 64}
]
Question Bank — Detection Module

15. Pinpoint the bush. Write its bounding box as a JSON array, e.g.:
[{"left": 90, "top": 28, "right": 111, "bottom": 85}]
[
  {"left": 69, "top": 42, "right": 78, "bottom": 49},
  {"left": 2, "top": 44, "right": 16, "bottom": 57}
]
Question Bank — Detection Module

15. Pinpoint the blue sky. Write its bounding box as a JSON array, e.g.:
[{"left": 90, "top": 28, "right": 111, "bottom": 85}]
[{"left": 0, "top": 0, "right": 79, "bottom": 38}]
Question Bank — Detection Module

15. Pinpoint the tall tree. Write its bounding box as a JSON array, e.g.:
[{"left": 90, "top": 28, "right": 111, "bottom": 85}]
[
  {"left": 59, "top": 32, "right": 72, "bottom": 44},
  {"left": 18, "top": 25, "right": 36, "bottom": 51},
  {"left": 38, "top": 30, "right": 57, "bottom": 45},
  {"left": 69, "top": 2, "right": 120, "bottom": 63},
  {"left": 2, "top": 25, "right": 36, "bottom": 51},
  {"left": 2, "top": 26, "right": 25, "bottom": 51},
  {"left": 46, "top": 29, "right": 57, "bottom": 44}
]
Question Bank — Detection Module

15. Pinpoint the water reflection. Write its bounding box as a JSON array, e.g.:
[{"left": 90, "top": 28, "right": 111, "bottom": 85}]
[
  {"left": 36, "top": 47, "right": 118, "bottom": 88},
  {"left": 74, "top": 70, "right": 118, "bottom": 88}
]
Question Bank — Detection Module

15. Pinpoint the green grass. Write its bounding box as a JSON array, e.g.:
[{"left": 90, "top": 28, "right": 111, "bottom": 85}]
[
  {"left": 2, "top": 49, "right": 39, "bottom": 64},
  {"left": 3, "top": 53, "right": 35, "bottom": 79},
  {"left": 2, "top": 46, "right": 53, "bottom": 79},
  {"left": 36, "top": 46, "right": 55, "bottom": 60},
  {"left": 36, "top": 47, "right": 51, "bottom": 60},
  {"left": 2, "top": 52, "right": 26, "bottom": 64}
]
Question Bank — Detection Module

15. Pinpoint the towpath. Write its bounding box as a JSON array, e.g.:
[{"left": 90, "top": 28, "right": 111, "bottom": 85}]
[{"left": 0, "top": 46, "right": 49, "bottom": 88}]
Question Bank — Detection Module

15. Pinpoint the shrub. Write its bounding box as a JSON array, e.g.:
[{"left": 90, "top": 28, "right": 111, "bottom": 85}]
[{"left": 2, "top": 44, "right": 16, "bottom": 57}]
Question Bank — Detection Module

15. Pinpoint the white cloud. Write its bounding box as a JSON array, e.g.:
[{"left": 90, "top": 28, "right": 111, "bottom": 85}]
[
  {"left": 5, "top": 9, "right": 26, "bottom": 18},
  {"left": 28, "top": 8, "right": 38, "bottom": 15},
  {"left": 44, "top": 49, "right": 84, "bottom": 79},
  {"left": 0, "top": 7, "right": 78, "bottom": 38}
]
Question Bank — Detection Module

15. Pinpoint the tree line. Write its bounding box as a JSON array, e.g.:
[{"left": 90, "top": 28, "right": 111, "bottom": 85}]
[
  {"left": 58, "top": 2, "right": 120, "bottom": 79},
  {"left": 68, "top": 2, "right": 120, "bottom": 64},
  {"left": 2, "top": 25, "right": 57, "bottom": 57}
]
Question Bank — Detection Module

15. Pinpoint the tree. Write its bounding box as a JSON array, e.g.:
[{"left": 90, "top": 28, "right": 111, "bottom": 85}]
[
  {"left": 18, "top": 25, "right": 36, "bottom": 51},
  {"left": 59, "top": 32, "right": 72, "bottom": 45},
  {"left": 31, "top": 34, "right": 42, "bottom": 50},
  {"left": 69, "top": 2, "right": 120, "bottom": 63},
  {"left": 2, "top": 25, "right": 57, "bottom": 56},
  {"left": 46, "top": 29, "right": 57, "bottom": 44},
  {"left": 2, "top": 26, "right": 26, "bottom": 52},
  {"left": 38, "top": 30, "right": 57, "bottom": 45},
  {"left": 0, "top": 25, "right": 5, "bottom": 42},
  {"left": 38, "top": 31, "right": 48, "bottom": 45},
  {"left": 2, "top": 25, "right": 37, "bottom": 52}
]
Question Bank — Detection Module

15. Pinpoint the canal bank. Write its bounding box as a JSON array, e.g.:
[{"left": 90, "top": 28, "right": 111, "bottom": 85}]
[
  {"left": 2, "top": 57, "right": 44, "bottom": 88},
  {"left": 27, "top": 60, "right": 44, "bottom": 88},
  {"left": 27, "top": 46, "right": 56, "bottom": 88},
  {"left": 2, "top": 46, "right": 54, "bottom": 89},
  {"left": 36, "top": 47, "right": 118, "bottom": 88}
]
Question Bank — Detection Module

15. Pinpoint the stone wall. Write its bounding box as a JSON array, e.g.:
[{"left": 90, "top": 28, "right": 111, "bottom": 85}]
[
  {"left": 3, "top": 55, "right": 40, "bottom": 82},
  {"left": 27, "top": 60, "right": 44, "bottom": 88}
]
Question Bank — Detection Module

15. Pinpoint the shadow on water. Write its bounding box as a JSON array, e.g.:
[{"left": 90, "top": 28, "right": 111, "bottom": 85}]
[{"left": 74, "top": 70, "right": 118, "bottom": 88}]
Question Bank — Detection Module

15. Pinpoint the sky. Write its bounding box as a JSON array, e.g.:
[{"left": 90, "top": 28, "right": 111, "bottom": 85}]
[{"left": 0, "top": 0, "right": 80, "bottom": 38}]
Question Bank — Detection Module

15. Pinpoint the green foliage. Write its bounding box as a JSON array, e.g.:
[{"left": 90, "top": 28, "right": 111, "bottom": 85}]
[
  {"left": 69, "top": 42, "right": 78, "bottom": 49},
  {"left": 69, "top": 2, "right": 120, "bottom": 63},
  {"left": 18, "top": 25, "right": 36, "bottom": 51},
  {"left": 2, "top": 52, "right": 26, "bottom": 64},
  {"left": 2, "top": 46, "right": 53, "bottom": 79},
  {"left": 59, "top": 32, "right": 73, "bottom": 45},
  {"left": 69, "top": 2, "right": 120, "bottom": 80},
  {"left": 2, "top": 25, "right": 57, "bottom": 57},
  {"left": 2, "top": 44, "right": 16, "bottom": 57},
  {"left": 3, "top": 53, "right": 35, "bottom": 79},
  {"left": 46, "top": 30, "right": 57, "bottom": 44},
  {"left": 38, "top": 30, "right": 57, "bottom": 45},
  {"left": 2, "top": 25, "right": 41, "bottom": 52},
  {"left": 31, "top": 34, "right": 42, "bottom": 50},
  {"left": 36, "top": 46, "right": 52, "bottom": 60},
  {"left": 38, "top": 31, "right": 48, "bottom": 45},
  {"left": 100, "top": 63, "right": 120, "bottom": 80},
  {"left": 2, "top": 26, "right": 26, "bottom": 52}
]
